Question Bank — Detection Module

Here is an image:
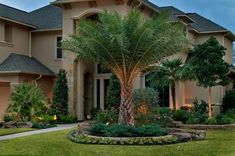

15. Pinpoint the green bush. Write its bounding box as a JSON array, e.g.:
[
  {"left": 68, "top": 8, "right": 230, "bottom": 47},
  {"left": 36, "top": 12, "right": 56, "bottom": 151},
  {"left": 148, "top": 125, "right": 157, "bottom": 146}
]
[
  {"left": 106, "top": 75, "right": 121, "bottom": 109},
  {"left": 51, "top": 69, "right": 69, "bottom": 115},
  {"left": 7, "top": 83, "right": 47, "bottom": 121},
  {"left": 206, "top": 117, "right": 217, "bottom": 125},
  {"left": 191, "top": 99, "right": 208, "bottom": 123},
  {"left": 58, "top": 115, "right": 77, "bottom": 124},
  {"left": 133, "top": 88, "right": 159, "bottom": 109},
  {"left": 94, "top": 110, "right": 118, "bottom": 124},
  {"left": 222, "top": 90, "right": 235, "bottom": 112},
  {"left": 152, "top": 107, "right": 173, "bottom": 127},
  {"left": 186, "top": 115, "right": 200, "bottom": 124},
  {"left": 3, "top": 114, "right": 17, "bottom": 122},
  {"left": 173, "top": 110, "right": 191, "bottom": 123},
  {"left": 216, "top": 114, "right": 234, "bottom": 124},
  {"left": 224, "top": 109, "right": 235, "bottom": 120},
  {"left": 32, "top": 122, "right": 56, "bottom": 129},
  {"left": 88, "top": 123, "right": 166, "bottom": 137}
]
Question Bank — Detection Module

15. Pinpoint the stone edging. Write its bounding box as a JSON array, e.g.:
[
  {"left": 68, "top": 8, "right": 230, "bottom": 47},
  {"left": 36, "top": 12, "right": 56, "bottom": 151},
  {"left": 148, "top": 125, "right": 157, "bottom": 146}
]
[
  {"left": 177, "top": 124, "right": 235, "bottom": 130},
  {"left": 68, "top": 129, "right": 206, "bottom": 145}
]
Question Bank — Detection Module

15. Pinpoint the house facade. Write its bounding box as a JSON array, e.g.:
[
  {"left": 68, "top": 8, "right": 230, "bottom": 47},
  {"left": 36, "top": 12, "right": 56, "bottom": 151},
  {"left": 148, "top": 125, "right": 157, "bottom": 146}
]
[{"left": 0, "top": 0, "right": 234, "bottom": 120}]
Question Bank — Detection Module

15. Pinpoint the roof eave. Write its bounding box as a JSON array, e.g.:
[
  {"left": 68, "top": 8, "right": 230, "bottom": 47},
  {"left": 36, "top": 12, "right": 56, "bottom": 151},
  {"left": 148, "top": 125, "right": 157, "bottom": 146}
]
[
  {"left": 0, "top": 16, "right": 37, "bottom": 29},
  {"left": 0, "top": 71, "right": 56, "bottom": 77}
]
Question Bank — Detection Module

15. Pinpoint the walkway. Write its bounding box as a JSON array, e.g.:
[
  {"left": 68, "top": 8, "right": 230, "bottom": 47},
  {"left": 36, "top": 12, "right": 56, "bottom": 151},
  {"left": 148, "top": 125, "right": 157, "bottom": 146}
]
[{"left": 0, "top": 123, "right": 78, "bottom": 141}]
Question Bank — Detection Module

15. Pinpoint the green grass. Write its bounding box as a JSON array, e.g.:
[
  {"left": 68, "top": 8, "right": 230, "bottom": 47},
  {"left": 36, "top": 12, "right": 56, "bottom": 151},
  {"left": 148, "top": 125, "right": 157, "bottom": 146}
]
[
  {"left": 0, "top": 129, "right": 234, "bottom": 156},
  {"left": 0, "top": 128, "right": 35, "bottom": 136}
]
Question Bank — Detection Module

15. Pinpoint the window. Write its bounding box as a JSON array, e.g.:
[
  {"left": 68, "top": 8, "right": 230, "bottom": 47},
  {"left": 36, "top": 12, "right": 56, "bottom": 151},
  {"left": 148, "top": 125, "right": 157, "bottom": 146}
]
[
  {"left": 4, "top": 24, "right": 12, "bottom": 43},
  {"left": 56, "top": 36, "right": 62, "bottom": 59}
]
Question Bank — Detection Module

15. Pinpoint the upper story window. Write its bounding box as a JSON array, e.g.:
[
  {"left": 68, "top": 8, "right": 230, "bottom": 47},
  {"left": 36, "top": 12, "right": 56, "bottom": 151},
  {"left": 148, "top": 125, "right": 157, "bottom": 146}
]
[
  {"left": 56, "top": 36, "right": 62, "bottom": 59},
  {"left": 4, "top": 24, "right": 12, "bottom": 43}
]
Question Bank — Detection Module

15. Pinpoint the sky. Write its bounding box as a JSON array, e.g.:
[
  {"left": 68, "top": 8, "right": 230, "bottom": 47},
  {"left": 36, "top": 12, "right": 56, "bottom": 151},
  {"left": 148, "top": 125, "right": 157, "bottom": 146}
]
[{"left": 0, "top": 0, "right": 234, "bottom": 34}]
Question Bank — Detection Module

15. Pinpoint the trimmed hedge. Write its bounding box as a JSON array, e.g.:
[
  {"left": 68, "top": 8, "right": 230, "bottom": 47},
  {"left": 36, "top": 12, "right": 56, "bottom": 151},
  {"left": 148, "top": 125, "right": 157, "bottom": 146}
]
[{"left": 68, "top": 130, "right": 178, "bottom": 145}]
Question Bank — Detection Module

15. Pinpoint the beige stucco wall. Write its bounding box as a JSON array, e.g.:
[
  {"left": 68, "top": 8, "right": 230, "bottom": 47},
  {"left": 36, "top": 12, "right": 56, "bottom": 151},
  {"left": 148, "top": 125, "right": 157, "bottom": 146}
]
[
  {"left": 0, "top": 20, "right": 30, "bottom": 63},
  {"left": 31, "top": 30, "right": 63, "bottom": 74}
]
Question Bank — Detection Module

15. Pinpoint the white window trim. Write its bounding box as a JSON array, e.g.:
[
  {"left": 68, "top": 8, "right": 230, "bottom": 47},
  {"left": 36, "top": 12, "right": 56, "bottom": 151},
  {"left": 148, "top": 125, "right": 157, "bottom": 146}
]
[{"left": 55, "top": 35, "right": 63, "bottom": 60}]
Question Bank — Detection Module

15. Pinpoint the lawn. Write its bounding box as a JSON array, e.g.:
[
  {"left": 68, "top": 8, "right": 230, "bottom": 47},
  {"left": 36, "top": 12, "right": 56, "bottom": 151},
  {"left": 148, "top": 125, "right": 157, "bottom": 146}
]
[
  {"left": 0, "top": 129, "right": 234, "bottom": 156},
  {"left": 0, "top": 128, "right": 34, "bottom": 136}
]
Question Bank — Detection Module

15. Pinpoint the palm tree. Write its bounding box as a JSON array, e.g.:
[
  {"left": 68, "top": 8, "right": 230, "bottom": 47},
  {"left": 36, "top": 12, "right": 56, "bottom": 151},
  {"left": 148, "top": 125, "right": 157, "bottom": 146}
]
[
  {"left": 148, "top": 59, "right": 185, "bottom": 110},
  {"left": 63, "top": 10, "right": 187, "bottom": 125}
]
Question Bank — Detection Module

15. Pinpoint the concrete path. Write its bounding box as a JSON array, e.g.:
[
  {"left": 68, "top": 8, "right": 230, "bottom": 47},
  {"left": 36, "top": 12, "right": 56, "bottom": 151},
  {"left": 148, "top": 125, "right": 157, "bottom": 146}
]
[{"left": 0, "top": 123, "right": 78, "bottom": 141}]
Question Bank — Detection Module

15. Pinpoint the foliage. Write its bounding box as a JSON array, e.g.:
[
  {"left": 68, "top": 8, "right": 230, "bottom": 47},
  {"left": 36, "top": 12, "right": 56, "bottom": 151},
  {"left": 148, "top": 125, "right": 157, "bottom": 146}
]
[
  {"left": 106, "top": 75, "right": 121, "bottom": 109},
  {"left": 133, "top": 88, "right": 159, "bottom": 110},
  {"left": 189, "top": 37, "right": 230, "bottom": 88},
  {"left": 88, "top": 123, "right": 166, "bottom": 137},
  {"left": 90, "top": 108, "right": 102, "bottom": 119},
  {"left": 186, "top": 115, "right": 200, "bottom": 124},
  {"left": 191, "top": 99, "right": 208, "bottom": 123},
  {"left": 32, "top": 122, "right": 56, "bottom": 129},
  {"left": 173, "top": 110, "right": 191, "bottom": 123},
  {"left": 7, "top": 83, "right": 47, "bottom": 121},
  {"left": 35, "top": 115, "right": 77, "bottom": 124},
  {"left": 63, "top": 10, "right": 187, "bottom": 125},
  {"left": 206, "top": 117, "right": 217, "bottom": 125},
  {"left": 189, "top": 37, "right": 230, "bottom": 117},
  {"left": 224, "top": 109, "right": 235, "bottom": 120},
  {"left": 222, "top": 90, "right": 235, "bottom": 112},
  {"left": 135, "top": 107, "right": 173, "bottom": 127},
  {"left": 148, "top": 59, "right": 186, "bottom": 110},
  {"left": 216, "top": 114, "right": 234, "bottom": 125},
  {"left": 51, "top": 69, "right": 69, "bottom": 115},
  {"left": 3, "top": 114, "right": 17, "bottom": 122},
  {"left": 94, "top": 110, "right": 118, "bottom": 124}
]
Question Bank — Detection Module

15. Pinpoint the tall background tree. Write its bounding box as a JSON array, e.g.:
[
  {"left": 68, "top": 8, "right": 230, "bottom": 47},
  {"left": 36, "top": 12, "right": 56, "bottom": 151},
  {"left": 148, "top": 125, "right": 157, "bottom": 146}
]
[
  {"left": 189, "top": 37, "right": 230, "bottom": 117},
  {"left": 63, "top": 10, "right": 187, "bottom": 125},
  {"left": 52, "top": 69, "right": 69, "bottom": 115},
  {"left": 148, "top": 59, "right": 184, "bottom": 110}
]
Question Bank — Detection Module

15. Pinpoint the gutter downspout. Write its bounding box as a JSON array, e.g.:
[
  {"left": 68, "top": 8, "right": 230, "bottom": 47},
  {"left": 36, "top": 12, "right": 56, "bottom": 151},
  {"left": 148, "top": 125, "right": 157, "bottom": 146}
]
[
  {"left": 29, "top": 31, "right": 32, "bottom": 57},
  {"left": 34, "top": 74, "right": 42, "bottom": 86}
]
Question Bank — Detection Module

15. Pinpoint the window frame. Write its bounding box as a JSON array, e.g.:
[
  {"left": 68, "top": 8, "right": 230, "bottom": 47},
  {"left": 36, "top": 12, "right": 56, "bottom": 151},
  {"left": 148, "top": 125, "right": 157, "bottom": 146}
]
[{"left": 55, "top": 36, "right": 63, "bottom": 60}]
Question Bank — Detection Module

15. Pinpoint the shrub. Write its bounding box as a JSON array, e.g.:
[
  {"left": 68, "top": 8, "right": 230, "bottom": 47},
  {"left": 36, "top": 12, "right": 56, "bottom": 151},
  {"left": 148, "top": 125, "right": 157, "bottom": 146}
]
[
  {"left": 106, "top": 75, "right": 121, "bottom": 109},
  {"left": 7, "top": 83, "right": 47, "bottom": 121},
  {"left": 88, "top": 123, "right": 166, "bottom": 137},
  {"left": 186, "top": 115, "right": 200, "bottom": 124},
  {"left": 216, "top": 114, "right": 234, "bottom": 124},
  {"left": 94, "top": 110, "right": 118, "bottom": 124},
  {"left": 57, "top": 115, "right": 77, "bottom": 123},
  {"left": 152, "top": 107, "right": 173, "bottom": 127},
  {"left": 133, "top": 88, "right": 159, "bottom": 111},
  {"left": 191, "top": 99, "right": 208, "bottom": 123},
  {"left": 173, "top": 110, "right": 191, "bottom": 123},
  {"left": 32, "top": 121, "right": 56, "bottom": 129},
  {"left": 222, "top": 90, "right": 235, "bottom": 112},
  {"left": 206, "top": 117, "right": 217, "bottom": 125},
  {"left": 3, "top": 114, "right": 17, "bottom": 122},
  {"left": 51, "top": 69, "right": 69, "bottom": 115},
  {"left": 224, "top": 109, "right": 235, "bottom": 120}
]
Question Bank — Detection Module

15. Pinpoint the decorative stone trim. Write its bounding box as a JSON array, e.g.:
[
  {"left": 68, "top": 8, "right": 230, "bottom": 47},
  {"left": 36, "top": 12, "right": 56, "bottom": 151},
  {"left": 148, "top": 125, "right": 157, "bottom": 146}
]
[
  {"left": 68, "top": 129, "right": 206, "bottom": 145},
  {"left": 177, "top": 124, "right": 235, "bottom": 130}
]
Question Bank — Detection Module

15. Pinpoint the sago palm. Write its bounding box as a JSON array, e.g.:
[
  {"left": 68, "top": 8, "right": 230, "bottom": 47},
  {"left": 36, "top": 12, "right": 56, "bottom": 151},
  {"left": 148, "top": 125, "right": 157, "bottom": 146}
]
[{"left": 63, "top": 10, "right": 187, "bottom": 125}]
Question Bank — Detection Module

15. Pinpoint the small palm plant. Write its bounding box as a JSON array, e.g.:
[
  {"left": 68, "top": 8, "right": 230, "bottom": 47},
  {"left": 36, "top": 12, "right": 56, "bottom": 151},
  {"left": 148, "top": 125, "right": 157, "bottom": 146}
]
[
  {"left": 8, "top": 83, "right": 46, "bottom": 121},
  {"left": 63, "top": 10, "right": 187, "bottom": 125},
  {"left": 148, "top": 59, "right": 185, "bottom": 110}
]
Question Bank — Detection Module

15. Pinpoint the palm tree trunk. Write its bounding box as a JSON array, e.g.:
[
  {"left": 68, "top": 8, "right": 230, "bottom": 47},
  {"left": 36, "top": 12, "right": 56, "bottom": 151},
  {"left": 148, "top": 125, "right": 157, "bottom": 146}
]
[
  {"left": 118, "top": 83, "right": 135, "bottom": 126},
  {"left": 208, "top": 87, "right": 212, "bottom": 118},
  {"left": 171, "top": 85, "right": 176, "bottom": 110}
]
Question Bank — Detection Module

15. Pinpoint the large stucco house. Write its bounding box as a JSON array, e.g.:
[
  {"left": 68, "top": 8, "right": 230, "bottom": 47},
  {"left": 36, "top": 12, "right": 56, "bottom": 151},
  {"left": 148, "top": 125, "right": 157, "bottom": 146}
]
[{"left": 0, "top": 0, "right": 234, "bottom": 120}]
